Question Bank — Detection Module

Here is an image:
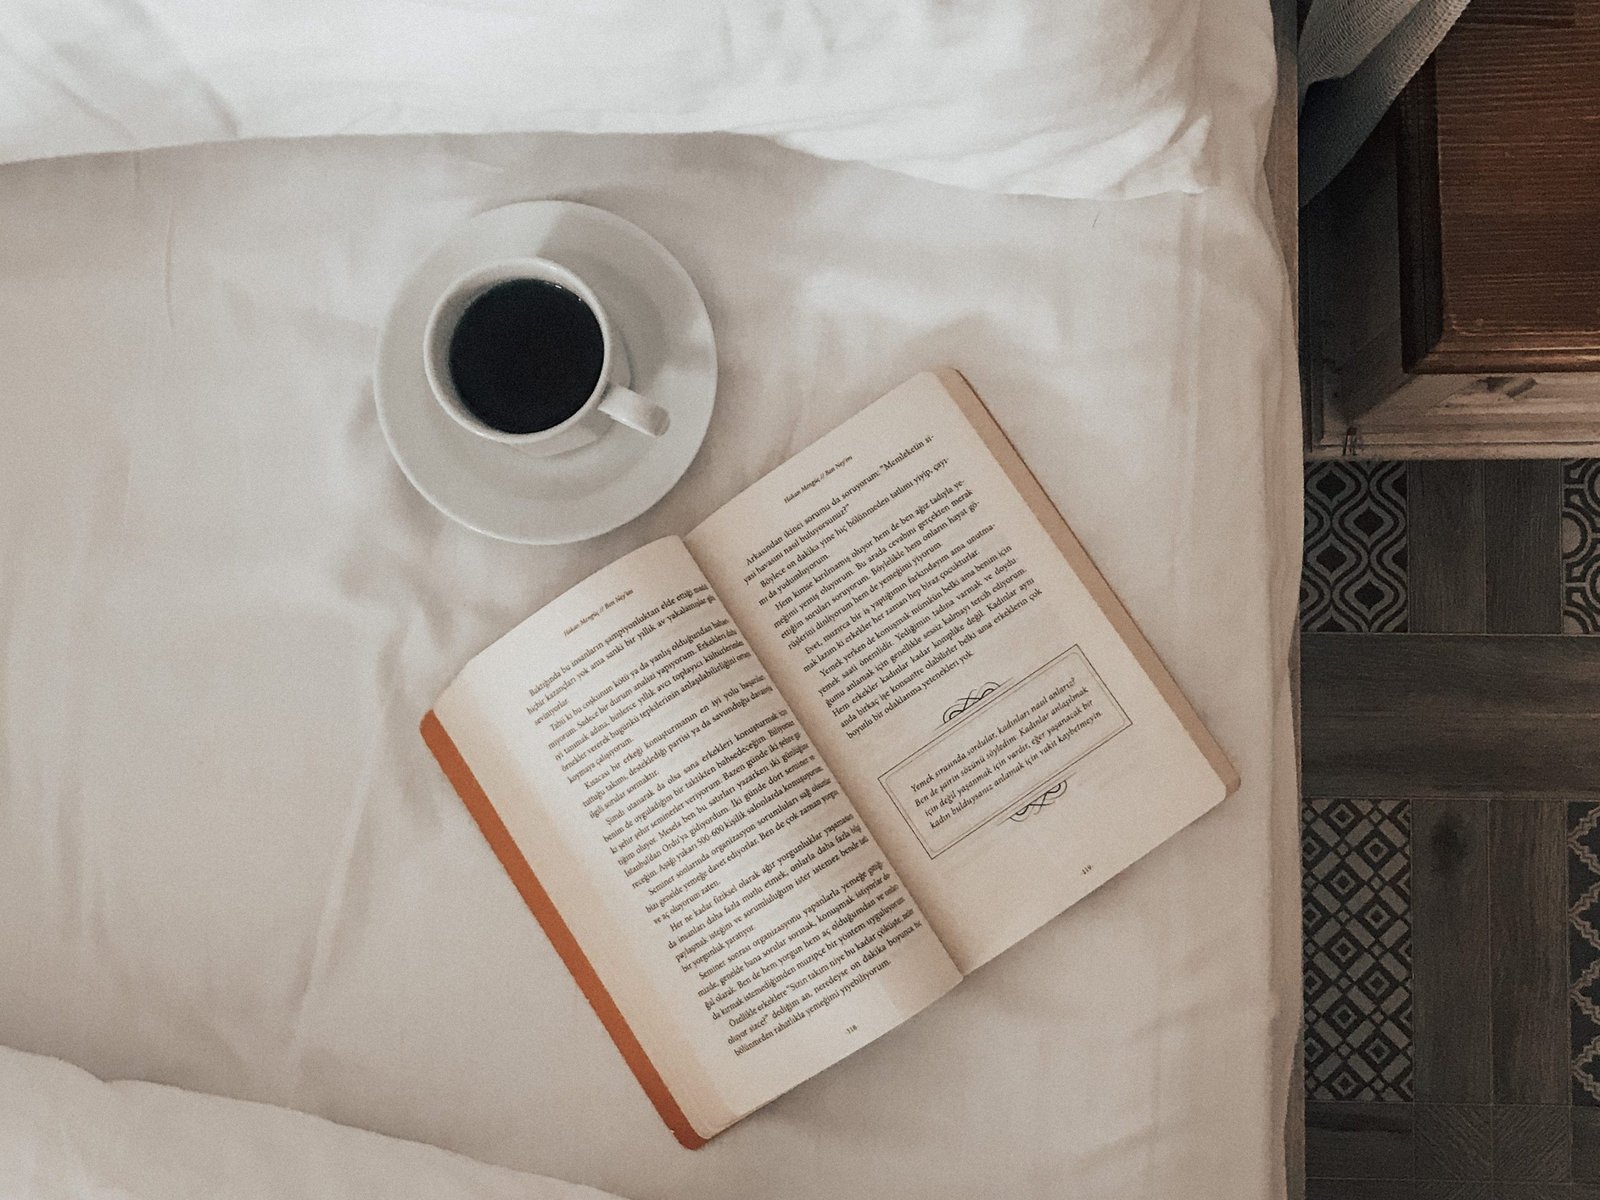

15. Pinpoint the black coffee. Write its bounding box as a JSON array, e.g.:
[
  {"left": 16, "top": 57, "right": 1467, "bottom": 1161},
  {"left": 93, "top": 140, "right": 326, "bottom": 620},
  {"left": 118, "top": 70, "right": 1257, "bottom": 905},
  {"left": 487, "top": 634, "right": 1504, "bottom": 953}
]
[{"left": 447, "top": 279, "right": 605, "bottom": 435}]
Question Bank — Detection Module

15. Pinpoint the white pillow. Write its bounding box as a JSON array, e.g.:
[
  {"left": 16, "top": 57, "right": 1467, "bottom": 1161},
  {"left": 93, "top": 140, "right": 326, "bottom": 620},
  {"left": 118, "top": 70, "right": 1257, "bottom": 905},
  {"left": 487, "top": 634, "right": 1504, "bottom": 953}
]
[{"left": 0, "top": 0, "right": 1212, "bottom": 200}]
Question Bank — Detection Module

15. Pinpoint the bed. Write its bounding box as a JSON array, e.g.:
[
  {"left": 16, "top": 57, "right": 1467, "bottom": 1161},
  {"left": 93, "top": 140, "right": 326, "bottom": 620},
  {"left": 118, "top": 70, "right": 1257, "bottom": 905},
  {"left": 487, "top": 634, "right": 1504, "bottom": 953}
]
[{"left": 0, "top": 0, "right": 1302, "bottom": 1196}]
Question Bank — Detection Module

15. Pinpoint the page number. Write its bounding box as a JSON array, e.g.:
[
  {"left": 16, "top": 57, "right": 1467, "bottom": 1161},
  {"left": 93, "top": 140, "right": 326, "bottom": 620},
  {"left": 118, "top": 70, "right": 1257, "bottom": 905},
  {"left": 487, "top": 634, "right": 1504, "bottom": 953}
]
[
  {"left": 1081, "top": 864, "right": 1093, "bottom": 876},
  {"left": 845, "top": 1024, "right": 859, "bottom": 1036}
]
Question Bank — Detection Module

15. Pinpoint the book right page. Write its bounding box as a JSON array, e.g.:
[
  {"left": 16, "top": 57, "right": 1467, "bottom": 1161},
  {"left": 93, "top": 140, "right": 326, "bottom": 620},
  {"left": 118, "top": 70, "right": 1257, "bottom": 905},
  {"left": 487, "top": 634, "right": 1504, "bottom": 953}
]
[{"left": 686, "top": 371, "right": 1237, "bottom": 973}]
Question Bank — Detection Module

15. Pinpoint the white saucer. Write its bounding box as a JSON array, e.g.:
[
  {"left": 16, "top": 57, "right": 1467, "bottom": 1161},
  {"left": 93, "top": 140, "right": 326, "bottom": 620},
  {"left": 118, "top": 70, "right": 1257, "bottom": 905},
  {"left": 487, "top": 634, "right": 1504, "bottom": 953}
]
[{"left": 375, "top": 202, "right": 716, "bottom": 544}]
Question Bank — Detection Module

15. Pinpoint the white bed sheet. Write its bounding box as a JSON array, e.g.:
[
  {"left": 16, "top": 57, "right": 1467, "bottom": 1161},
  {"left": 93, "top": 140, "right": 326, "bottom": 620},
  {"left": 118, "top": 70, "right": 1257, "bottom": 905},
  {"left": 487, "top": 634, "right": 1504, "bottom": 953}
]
[
  {"left": 0, "top": 3, "right": 1301, "bottom": 1198},
  {"left": 0, "top": 1043, "right": 619, "bottom": 1200}
]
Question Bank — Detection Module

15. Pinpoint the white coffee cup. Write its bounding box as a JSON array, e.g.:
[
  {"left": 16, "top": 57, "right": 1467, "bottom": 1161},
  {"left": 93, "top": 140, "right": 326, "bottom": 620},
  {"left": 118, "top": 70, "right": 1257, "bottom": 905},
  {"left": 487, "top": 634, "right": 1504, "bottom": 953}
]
[{"left": 423, "top": 257, "right": 669, "bottom": 457}]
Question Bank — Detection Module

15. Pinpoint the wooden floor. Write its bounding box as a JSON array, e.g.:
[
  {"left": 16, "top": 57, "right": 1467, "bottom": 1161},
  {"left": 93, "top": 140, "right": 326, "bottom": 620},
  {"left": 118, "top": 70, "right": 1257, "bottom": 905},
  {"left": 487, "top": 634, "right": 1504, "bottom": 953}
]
[{"left": 1300, "top": 458, "right": 1600, "bottom": 1197}]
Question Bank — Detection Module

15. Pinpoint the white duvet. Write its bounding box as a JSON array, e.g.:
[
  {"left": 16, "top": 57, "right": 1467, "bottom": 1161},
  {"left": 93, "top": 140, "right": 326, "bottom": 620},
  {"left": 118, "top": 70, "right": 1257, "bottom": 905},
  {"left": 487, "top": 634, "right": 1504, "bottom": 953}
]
[
  {"left": 0, "top": 0, "right": 1300, "bottom": 1196},
  {"left": 1, "top": 0, "right": 1211, "bottom": 200}
]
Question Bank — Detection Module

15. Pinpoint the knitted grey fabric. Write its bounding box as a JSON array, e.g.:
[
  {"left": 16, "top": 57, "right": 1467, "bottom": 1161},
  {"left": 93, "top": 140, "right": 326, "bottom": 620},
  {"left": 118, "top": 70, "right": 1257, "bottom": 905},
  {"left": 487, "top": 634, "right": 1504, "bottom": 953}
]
[{"left": 1298, "top": 0, "right": 1470, "bottom": 203}]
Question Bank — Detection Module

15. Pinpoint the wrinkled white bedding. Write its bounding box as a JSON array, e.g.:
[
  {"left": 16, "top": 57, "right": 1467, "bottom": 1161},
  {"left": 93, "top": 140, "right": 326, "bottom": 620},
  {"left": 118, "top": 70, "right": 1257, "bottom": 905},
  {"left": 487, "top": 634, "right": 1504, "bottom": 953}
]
[
  {"left": 1, "top": 0, "right": 1212, "bottom": 200},
  {"left": 0, "top": 1044, "right": 621, "bottom": 1200},
  {"left": 0, "top": 0, "right": 1300, "bottom": 1196}
]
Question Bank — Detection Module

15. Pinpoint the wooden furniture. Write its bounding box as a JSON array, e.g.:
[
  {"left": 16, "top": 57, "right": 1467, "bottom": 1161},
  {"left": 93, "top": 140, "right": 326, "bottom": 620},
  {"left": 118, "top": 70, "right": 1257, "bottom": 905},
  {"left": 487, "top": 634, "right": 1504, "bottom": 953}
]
[{"left": 1302, "top": 0, "right": 1600, "bottom": 458}]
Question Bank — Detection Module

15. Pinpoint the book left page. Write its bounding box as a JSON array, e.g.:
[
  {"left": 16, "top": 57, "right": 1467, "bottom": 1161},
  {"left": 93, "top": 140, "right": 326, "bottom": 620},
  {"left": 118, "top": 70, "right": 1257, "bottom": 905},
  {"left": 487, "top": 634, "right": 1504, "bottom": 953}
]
[{"left": 427, "top": 536, "right": 959, "bottom": 1145}]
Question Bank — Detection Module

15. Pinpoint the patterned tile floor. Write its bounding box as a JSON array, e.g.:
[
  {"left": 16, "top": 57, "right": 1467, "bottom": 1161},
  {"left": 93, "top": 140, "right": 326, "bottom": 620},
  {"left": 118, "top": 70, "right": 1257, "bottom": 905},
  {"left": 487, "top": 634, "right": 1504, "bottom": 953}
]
[
  {"left": 1302, "top": 461, "right": 1409, "bottom": 634},
  {"left": 1573, "top": 806, "right": 1600, "bottom": 1106},
  {"left": 1301, "top": 460, "right": 1600, "bottom": 1198},
  {"left": 1302, "top": 798, "right": 1412, "bottom": 1102},
  {"left": 1302, "top": 459, "right": 1600, "bottom": 636},
  {"left": 1565, "top": 460, "right": 1600, "bottom": 634}
]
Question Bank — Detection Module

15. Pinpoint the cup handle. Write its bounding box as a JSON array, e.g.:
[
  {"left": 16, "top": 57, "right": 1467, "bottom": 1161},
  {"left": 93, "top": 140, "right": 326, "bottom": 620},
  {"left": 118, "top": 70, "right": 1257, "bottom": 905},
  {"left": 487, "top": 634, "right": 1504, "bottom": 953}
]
[{"left": 598, "top": 384, "right": 670, "bottom": 438}]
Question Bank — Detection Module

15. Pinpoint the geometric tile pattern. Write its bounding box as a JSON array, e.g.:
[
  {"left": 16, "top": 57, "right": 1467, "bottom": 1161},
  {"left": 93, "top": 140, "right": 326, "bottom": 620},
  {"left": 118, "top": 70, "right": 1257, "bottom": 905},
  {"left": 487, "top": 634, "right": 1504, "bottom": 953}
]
[
  {"left": 1302, "top": 460, "right": 1409, "bottom": 633},
  {"left": 1301, "top": 462, "right": 1599, "bottom": 1192},
  {"left": 1303, "top": 797, "right": 1414, "bottom": 1101},
  {"left": 1572, "top": 803, "right": 1600, "bottom": 1104},
  {"left": 1564, "top": 459, "right": 1600, "bottom": 634}
]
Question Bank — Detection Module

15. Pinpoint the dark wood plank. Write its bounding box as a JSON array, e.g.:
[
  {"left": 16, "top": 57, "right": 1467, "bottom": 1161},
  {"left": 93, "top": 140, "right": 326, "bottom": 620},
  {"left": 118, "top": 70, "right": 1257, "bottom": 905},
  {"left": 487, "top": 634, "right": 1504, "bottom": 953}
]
[
  {"left": 1416, "top": 1185, "right": 1491, "bottom": 1200},
  {"left": 1485, "top": 460, "right": 1563, "bottom": 634},
  {"left": 1303, "top": 109, "right": 1411, "bottom": 429},
  {"left": 1306, "top": 1180, "right": 1419, "bottom": 1200},
  {"left": 1413, "top": 803, "right": 1492, "bottom": 1102},
  {"left": 1397, "top": 59, "right": 1445, "bottom": 372},
  {"left": 1458, "top": 0, "right": 1577, "bottom": 26},
  {"left": 1417, "top": 1102, "right": 1493, "bottom": 1178},
  {"left": 1571, "top": 1108, "right": 1600, "bottom": 1182},
  {"left": 1492, "top": 1185, "right": 1575, "bottom": 1200},
  {"left": 1303, "top": 636, "right": 1600, "bottom": 716},
  {"left": 1493, "top": 1104, "right": 1572, "bottom": 1181},
  {"left": 1491, "top": 803, "right": 1571, "bottom": 1104},
  {"left": 1307, "top": 1101, "right": 1416, "bottom": 1180},
  {"left": 1299, "top": 186, "right": 1327, "bottom": 450},
  {"left": 1301, "top": 635, "right": 1600, "bottom": 799},
  {"left": 1304, "top": 712, "right": 1600, "bottom": 798},
  {"left": 1409, "top": 462, "right": 1487, "bottom": 633}
]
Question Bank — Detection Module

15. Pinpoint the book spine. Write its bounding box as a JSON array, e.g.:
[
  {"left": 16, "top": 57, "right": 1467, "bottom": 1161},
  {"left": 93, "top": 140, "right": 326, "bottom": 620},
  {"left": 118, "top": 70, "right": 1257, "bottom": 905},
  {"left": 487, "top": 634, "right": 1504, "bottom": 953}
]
[{"left": 419, "top": 710, "right": 707, "bottom": 1150}]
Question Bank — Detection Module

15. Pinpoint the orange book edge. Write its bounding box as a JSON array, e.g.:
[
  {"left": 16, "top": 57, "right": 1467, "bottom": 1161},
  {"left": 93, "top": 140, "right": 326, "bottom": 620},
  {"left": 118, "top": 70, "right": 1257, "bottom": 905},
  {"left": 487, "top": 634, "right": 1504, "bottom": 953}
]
[{"left": 420, "top": 710, "right": 707, "bottom": 1150}]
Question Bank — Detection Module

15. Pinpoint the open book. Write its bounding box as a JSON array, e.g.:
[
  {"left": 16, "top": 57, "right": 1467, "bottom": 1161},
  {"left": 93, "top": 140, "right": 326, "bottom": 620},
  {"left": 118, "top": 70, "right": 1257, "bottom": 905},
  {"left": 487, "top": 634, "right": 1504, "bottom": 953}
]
[{"left": 421, "top": 369, "right": 1238, "bottom": 1147}]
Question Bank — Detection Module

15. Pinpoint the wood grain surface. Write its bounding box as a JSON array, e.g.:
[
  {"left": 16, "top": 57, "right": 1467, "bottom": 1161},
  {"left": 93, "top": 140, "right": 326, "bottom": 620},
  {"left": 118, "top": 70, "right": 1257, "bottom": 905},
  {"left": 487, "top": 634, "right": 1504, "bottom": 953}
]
[
  {"left": 1489, "top": 803, "right": 1570, "bottom": 1106},
  {"left": 1412, "top": 800, "right": 1493, "bottom": 1103},
  {"left": 1301, "top": 635, "right": 1600, "bottom": 798},
  {"left": 1410, "top": 3, "right": 1600, "bottom": 370}
]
